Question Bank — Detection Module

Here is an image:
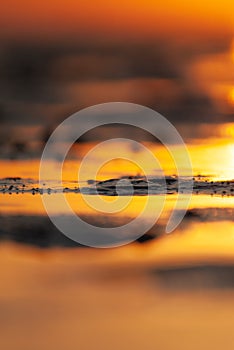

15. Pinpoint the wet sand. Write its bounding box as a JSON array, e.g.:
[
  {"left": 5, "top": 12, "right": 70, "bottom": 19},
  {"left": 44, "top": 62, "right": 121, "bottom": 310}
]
[
  {"left": 1, "top": 175, "right": 234, "bottom": 349},
  {"left": 1, "top": 243, "right": 234, "bottom": 350}
]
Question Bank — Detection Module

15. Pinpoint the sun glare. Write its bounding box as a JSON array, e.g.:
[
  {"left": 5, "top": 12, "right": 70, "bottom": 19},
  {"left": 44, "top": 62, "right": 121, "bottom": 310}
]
[{"left": 223, "top": 124, "right": 234, "bottom": 138}]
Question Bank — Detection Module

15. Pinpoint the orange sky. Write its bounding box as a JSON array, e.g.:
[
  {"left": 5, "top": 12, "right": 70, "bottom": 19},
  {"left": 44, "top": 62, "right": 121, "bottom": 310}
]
[
  {"left": 0, "top": 0, "right": 234, "bottom": 155},
  {"left": 1, "top": 0, "right": 234, "bottom": 42}
]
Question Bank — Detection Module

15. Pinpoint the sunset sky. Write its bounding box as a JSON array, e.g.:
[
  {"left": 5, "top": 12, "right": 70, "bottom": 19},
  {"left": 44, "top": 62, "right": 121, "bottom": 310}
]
[{"left": 0, "top": 0, "right": 234, "bottom": 159}]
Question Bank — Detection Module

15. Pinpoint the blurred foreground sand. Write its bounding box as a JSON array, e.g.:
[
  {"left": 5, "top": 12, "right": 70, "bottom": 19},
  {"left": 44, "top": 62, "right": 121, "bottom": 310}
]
[{"left": 1, "top": 242, "right": 234, "bottom": 350}]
